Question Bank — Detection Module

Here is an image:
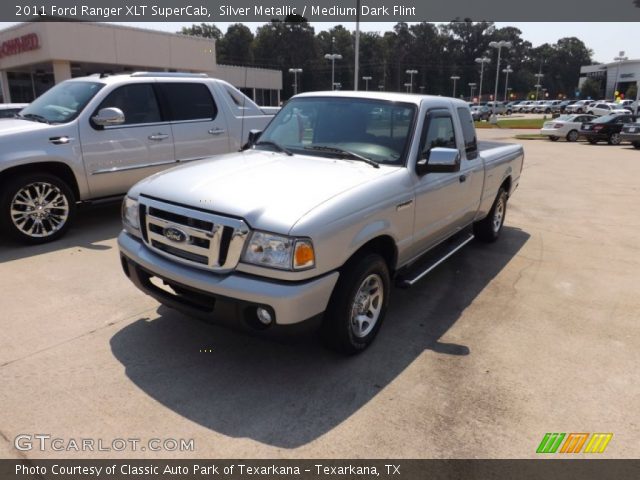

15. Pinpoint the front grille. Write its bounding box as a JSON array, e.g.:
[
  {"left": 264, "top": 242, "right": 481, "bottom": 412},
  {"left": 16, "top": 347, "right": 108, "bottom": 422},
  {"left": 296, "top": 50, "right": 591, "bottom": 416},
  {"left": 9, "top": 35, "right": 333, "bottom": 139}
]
[{"left": 139, "top": 196, "right": 249, "bottom": 272}]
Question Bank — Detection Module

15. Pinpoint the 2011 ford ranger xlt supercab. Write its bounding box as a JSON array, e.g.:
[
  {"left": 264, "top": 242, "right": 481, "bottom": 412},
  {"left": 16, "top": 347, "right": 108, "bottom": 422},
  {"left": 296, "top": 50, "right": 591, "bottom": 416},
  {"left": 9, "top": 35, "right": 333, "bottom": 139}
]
[
  {"left": 118, "top": 91, "right": 524, "bottom": 354},
  {"left": 0, "top": 72, "right": 276, "bottom": 244}
]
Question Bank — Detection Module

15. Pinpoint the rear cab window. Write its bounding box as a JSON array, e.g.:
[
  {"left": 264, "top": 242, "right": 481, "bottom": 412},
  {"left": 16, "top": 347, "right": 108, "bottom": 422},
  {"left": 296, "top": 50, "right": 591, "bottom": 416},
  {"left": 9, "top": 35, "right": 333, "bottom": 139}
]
[
  {"left": 456, "top": 107, "right": 478, "bottom": 160},
  {"left": 158, "top": 83, "right": 217, "bottom": 121}
]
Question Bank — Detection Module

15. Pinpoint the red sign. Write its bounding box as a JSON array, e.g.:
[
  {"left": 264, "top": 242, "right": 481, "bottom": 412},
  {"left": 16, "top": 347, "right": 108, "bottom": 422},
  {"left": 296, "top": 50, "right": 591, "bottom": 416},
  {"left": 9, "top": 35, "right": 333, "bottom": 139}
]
[{"left": 0, "top": 33, "right": 40, "bottom": 59}]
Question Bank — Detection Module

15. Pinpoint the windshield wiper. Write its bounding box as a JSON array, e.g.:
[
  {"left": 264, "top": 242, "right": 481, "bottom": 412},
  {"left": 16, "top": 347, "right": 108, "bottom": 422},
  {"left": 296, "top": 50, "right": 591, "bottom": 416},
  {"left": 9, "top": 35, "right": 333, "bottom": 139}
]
[
  {"left": 304, "top": 145, "right": 380, "bottom": 168},
  {"left": 254, "top": 140, "right": 293, "bottom": 156},
  {"left": 17, "top": 113, "right": 50, "bottom": 124}
]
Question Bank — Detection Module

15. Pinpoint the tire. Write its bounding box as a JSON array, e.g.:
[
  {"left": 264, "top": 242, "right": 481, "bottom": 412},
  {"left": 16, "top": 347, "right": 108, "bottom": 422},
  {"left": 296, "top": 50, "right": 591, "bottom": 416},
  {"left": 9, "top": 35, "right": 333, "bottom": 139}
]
[
  {"left": 0, "top": 173, "right": 76, "bottom": 244},
  {"left": 633, "top": 142, "right": 640, "bottom": 150},
  {"left": 473, "top": 188, "right": 508, "bottom": 243},
  {"left": 588, "top": 138, "right": 598, "bottom": 145},
  {"left": 577, "top": 108, "right": 584, "bottom": 114},
  {"left": 549, "top": 136, "right": 559, "bottom": 142},
  {"left": 608, "top": 133, "right": 621, "bottom": 145},
  {"left": 545, "top": 108, "right": 551, "bottom": 114},
  {"left": 506, "top": 109, "right": 512, "bottom": 115},
  {"left": 566, "top": 130, "right": 579, "bottom": 142},
  {"left": 322, "top": 253, "right": 391, "bottom": 354}
]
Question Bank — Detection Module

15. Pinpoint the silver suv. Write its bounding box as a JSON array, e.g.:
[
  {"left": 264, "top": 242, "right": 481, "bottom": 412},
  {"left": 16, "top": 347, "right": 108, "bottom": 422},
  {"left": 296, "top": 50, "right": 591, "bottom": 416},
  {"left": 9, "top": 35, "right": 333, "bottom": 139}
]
[{"left": 0, "top": 73, "right": 275, "bottom": 244}]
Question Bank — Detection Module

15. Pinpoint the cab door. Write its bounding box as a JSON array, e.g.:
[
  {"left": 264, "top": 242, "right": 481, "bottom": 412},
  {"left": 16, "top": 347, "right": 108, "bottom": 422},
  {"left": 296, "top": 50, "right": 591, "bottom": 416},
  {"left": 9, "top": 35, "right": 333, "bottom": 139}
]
[
  {"left": 80, "top": 83, "right": 176, "bottom": 198},
  {"left": 410, "top": 108, "right": 478, "bottom": 257},
  {"left": 157, "top": 82, "right": 231, "bottom": 162}
]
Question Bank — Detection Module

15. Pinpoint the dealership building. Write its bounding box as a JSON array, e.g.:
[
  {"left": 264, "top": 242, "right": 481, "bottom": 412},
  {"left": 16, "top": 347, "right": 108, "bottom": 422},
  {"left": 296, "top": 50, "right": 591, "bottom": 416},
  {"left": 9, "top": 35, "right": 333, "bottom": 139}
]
[
  {"left": 0, "top": 22, "right": 282, "bottom": 105},
  {"left": 579, "top": 58, "right": 640, "bottom": 100}
]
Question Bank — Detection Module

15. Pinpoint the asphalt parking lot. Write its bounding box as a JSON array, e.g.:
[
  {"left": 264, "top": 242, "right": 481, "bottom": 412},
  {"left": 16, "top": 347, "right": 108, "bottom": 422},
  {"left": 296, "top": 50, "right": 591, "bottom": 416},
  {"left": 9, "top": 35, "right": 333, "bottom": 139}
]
[{"left": 1, "top": 129, "right": 639, "bottom": 459}]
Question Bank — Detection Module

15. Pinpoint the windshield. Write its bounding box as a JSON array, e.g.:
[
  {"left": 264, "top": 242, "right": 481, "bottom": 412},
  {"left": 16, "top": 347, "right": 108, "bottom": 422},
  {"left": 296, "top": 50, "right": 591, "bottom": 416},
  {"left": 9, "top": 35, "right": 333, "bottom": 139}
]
[
  {"left": 255, "top": 97, "right": 416, "bottom": 166},
  {"left": 19, "top": 81, "right": 104, "bottom": 124}
]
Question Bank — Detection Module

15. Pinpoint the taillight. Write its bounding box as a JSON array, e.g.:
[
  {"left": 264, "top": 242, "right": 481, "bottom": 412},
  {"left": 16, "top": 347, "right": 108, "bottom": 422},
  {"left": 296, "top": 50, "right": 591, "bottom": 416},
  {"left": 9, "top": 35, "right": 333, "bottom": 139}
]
[{"left": 553, "top": 123, "right": 563, "bottom": 128}]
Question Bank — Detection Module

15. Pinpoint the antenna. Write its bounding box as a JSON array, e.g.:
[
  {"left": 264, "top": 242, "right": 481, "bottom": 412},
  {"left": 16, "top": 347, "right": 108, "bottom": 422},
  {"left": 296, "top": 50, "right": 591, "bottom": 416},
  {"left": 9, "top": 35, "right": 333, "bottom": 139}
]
[{"left": 239, "top": 65, "right": 249, "bottom": 151}]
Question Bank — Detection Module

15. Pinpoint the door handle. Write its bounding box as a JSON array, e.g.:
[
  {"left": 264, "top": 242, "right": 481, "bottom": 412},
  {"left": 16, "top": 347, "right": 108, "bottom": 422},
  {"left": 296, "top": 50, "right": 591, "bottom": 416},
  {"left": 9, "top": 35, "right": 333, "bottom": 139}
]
[
  {"left": 208, "top": 128, "right": 226, "bottom": 136},
  {"left": 148, "top": 133, "right": 169, "bottom": 141},
  {"left": 459, "top": 174, "right": 467, "bottom": 183}
]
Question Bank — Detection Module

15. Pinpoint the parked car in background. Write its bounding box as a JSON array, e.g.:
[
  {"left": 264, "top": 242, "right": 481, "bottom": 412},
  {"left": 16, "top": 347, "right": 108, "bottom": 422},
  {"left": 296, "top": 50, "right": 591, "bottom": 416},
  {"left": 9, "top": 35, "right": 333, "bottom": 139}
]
[
  {"left": 586, "top": 102, "right": 630, "bottom": 116},
  {"left": 581, "top": 113, "right": 636, "bottom": 145},
  {"left": 620, "top": 119, "right": 640, "bottom": 149},
  {"left": 534, "top": 100, "right": 562, "bottom": 114},
  {"left": 505, "top": 101, "right": 518, "bottom": 114},
  {"left": 513, "top": 101, "right": 533, "bottom": 113},
  {"left": 540, "top": 114, "right": 596, "bottom": 142},
  {"left": 0, "top": 72, "right": 277, "bottom": 244},
  {"left": 566, "top": 100, "right": 594, "bottom": 114},
  {"left": 486, "top": 101, "right": 507, "bottom": 115},
  {"left": 471, "top": 105, "right": 491, "bottom": 121},
  {"left": 0, "top": 103, "right": 28, "bottom": 118}
]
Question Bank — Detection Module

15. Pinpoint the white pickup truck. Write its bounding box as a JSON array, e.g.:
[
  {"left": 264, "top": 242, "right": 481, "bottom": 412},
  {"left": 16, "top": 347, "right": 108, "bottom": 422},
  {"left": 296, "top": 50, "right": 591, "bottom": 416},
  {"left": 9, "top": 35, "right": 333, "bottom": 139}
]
[
  {"left": 0, "top": 72, "right": 276, "bottom": 243},
  {"left": 118, "top": 91, "right": 524, "bottom": 354}
]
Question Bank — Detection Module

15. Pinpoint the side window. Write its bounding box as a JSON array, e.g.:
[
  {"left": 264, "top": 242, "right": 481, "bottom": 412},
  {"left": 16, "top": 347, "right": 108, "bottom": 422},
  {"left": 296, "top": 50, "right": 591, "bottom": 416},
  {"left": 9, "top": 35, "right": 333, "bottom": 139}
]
[
  {"left": 97, "top": 84, "right": 161, "bottom": 125},
  {"left": 421, "top": 112, "right": 456, "bottom": 153},
  {"left": 160, "top": 83, "right": 216, "bottom": 121},
  {"left": 456, "top": 107, "right": 478, "bottom": 159}
]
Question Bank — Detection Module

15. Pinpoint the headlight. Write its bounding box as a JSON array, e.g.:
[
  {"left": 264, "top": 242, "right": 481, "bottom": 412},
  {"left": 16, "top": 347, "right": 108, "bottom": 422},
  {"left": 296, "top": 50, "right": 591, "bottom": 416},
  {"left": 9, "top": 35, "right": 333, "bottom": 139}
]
[
  {"left": 122, "top": 196, "right": 139, "bottom": 230},
  {"left": 242, "top": 231, "right": 315, "bottom": 270}
]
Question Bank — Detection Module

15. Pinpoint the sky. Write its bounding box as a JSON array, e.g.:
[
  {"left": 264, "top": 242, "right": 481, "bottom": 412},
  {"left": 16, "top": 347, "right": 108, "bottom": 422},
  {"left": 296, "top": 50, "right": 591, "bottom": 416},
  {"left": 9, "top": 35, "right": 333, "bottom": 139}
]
[{"left": 0, "top": 21, "right": 636, "bottom": 64}]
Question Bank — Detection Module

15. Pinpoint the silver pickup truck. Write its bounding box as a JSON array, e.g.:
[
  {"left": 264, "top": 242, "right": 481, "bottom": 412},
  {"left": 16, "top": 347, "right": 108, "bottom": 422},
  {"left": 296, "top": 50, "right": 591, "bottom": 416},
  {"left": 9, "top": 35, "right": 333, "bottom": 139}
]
[
  {"left": 0, "top": 72, "right": 275, "bottom": 244},
  {"left": 118, "top": 92, "right": 524, "bottom": 353}
]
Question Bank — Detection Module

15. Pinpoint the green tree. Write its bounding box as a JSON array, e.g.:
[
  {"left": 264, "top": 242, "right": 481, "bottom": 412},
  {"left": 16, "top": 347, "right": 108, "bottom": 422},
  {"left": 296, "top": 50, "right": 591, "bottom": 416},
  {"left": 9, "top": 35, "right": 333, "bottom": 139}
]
[
  {"left": 180, "top": 23, "right": 222, "bottom": 40},
  {"left": 219, "top": 24, "right": 254, "bottom": 64},
  {"left": 580, "top": 78, "right": 602, "bottom": 99}
]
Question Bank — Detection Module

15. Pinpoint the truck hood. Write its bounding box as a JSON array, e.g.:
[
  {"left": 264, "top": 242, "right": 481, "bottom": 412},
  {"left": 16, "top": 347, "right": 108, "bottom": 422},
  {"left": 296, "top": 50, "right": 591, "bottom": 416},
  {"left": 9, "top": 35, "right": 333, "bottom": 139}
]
[
  {"left": 132, "top": 150, "right": 394, "bottom": 233},
  {"left": 0, "top": 118, "right": 52, "bottom": 136}
]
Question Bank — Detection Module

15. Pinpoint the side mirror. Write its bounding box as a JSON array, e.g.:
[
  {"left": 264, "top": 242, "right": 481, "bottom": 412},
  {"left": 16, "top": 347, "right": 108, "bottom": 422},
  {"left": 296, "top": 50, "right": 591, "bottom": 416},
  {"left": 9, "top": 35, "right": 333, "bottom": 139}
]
[
  {"left": 247, "top": 129, "right": 262, "bottom": 147},
  {"left": 416, "top": 147, "right": 460, "bottom": 175},
  {"left": 92, "top": 107, "right": 125, "bottom": 127}
]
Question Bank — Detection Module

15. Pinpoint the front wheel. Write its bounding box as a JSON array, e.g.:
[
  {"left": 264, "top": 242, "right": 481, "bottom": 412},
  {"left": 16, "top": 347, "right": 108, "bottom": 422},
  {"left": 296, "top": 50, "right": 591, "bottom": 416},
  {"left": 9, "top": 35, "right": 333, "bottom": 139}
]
[
  {"left": 473, "top": 188, "right": 508, "bottom": 243},
  {"left": 608, "top": 133, "right": 621, "bottom": 145},
  {"left": 566, "top": 130, "right": 579, "bottom": 142},
  {"left": 633, "top": 142, "right": 640, "bottom": 149},
  {"left": 549, "top": 136, "right": 559, "bottom": 142},
  {"left": 322, "top": 253, "right": 390, "bottom": 354},
  {"left": 0, "top": 173, "right": 76, "bottom": 244}
]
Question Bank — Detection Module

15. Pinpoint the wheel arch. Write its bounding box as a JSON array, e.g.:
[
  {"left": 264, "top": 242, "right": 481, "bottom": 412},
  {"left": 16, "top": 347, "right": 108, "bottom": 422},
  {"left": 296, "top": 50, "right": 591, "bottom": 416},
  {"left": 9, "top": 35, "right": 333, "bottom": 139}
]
[{"left": 0, "top": 162, "right": 81, "bottom": 201}]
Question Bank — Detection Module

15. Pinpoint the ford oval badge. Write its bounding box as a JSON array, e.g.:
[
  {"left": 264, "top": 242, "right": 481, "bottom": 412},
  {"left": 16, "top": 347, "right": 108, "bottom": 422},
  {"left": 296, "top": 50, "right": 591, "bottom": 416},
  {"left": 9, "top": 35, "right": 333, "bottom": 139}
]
[{"left": 163, "top": 226, "right": 188, "bottom": 243}]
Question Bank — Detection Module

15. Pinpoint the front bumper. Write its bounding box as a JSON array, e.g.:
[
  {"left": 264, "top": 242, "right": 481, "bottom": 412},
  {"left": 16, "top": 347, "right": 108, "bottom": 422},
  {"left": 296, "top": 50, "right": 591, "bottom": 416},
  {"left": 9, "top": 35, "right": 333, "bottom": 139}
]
[{"left": 118, "top": 231, "right": 339, "bottom": 326}]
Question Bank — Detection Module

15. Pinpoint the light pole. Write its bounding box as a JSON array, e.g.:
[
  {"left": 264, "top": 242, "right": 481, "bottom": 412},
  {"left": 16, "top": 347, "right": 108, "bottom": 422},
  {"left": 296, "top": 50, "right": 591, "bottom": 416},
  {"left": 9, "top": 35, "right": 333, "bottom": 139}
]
[
  {"left": 362, "top": 76, "right": 372, "bottom": 91},
  {"left": 324, "top": 53, "right": 343, "bottom": 90},
  {"left": 489, "top": 41, "right": 512, "bottom": 123},
  {"left": 502, "top": 65, "right": 513, "bottom": 102},
  {"left": 534, "top": 73, "right": 544, "bottom": 100},
  {"left": 613, "top": 51, "right": 628, "bottom": 100},
  {"left": 450, "top": 75, "right": 460, "bottom": 97},
  {"left": 405, "top": 69, "right": 418, "bottom": 93},
  {"left": 468, "top": 82, "right": 477, "bottom": 102},
  {"left": 404, "top": 82, "right": 412, "bottom": 93},
  {"left": 354, "top": 0, "right": 361, "bottom": 90},
  {"left": 288, "top": 68, "right": 302, "bottom": 95},
  {"left": 475, "top": 56, "right": 491, "bottom": 103}
]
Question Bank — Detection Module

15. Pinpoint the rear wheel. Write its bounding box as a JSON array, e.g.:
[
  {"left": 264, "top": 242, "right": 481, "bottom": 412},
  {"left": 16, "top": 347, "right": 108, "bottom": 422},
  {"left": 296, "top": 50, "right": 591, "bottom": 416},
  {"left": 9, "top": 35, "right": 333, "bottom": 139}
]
[
  {"left": 549, "top": 136, "right": 559, "bottom": 142},
  {"left": 608, "top": 133, "right": 621, "bottom": 145},
  {"left": 0, "top": 173, "right": 76, "bottom": 244},
  {"left": 322, "top": 253, "right": 390, "bottom": 354},
  {"left": 566, "top": 130, "right": 579, "bottom": 142},
  {"left": 577, "top": 108, "right": 584, "bottom": 114},
  {"left": 633, "top": 142, "right": 640, "bottom": 149},
  {"left": 473, "top": 188, "right": 508, "bottom": 243}
]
